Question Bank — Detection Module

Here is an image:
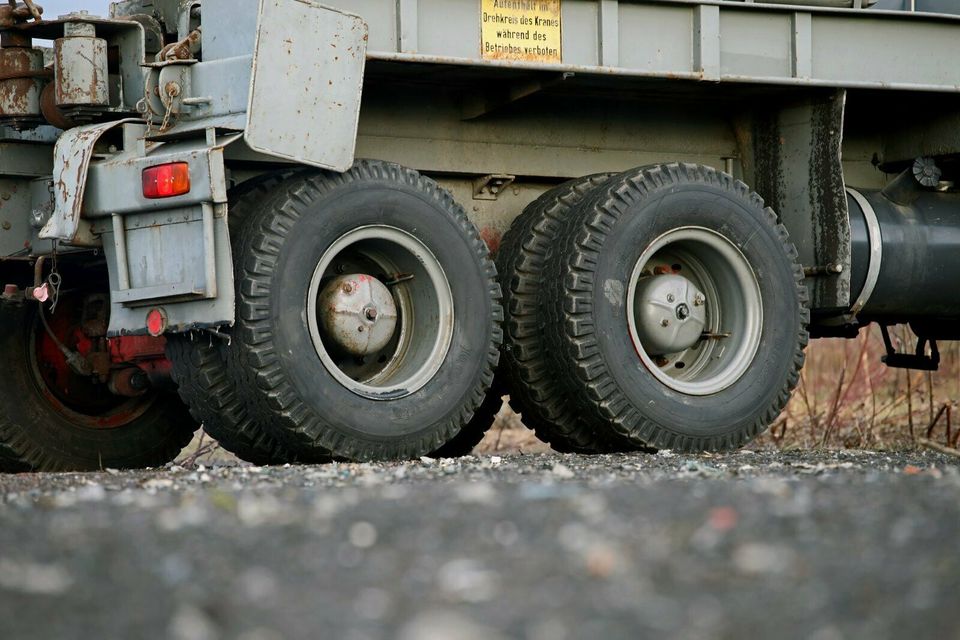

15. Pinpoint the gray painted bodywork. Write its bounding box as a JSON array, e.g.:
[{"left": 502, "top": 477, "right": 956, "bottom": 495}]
[{"left": 1, "top": 0, "right": 959, "bottom": 334}]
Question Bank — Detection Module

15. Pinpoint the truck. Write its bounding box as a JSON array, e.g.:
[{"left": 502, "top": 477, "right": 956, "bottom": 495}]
[{"left": 0, "top": 0, "right": 958, "bottom": 471}]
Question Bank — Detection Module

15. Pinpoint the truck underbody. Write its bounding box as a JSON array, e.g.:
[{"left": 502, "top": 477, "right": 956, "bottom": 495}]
[{"left": 1, "top": 0, "right": 959, "bottom": 470}]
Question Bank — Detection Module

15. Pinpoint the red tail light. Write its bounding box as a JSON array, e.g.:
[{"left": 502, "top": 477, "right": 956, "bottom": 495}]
[{"left": 142, "top": 163, "right": 191, "bottom": 199}]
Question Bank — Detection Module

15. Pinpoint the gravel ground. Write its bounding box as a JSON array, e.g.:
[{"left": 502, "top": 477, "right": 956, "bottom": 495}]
[{"left": 2, "top": 449, "right": 959, "bottom": 640}]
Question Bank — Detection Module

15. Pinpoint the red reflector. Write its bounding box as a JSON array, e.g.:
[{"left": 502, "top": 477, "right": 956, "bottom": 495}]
[
  {"left": 142, "top": 163, "right": 190, "bottom": 199},
  {"left": 146, "top": 308, "right": 168, "bottom": 337}
]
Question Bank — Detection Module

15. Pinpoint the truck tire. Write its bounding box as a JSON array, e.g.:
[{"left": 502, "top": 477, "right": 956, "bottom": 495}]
[
  {"left": 166, "top": 173, "right": 317, "bottom": 465},
  {"left": 498, "top": 174, "right": 640, "bottom": 453},
  {"left": 228, "top": 160, "right": 502, "bottom": 461},
  {"left": 545, "top": 163, "right": 808, "bottom": 452},
  {"left": 430, "top": 376, "right": 507, "bottom": 458},
  {"left": 0, "top": 303, "right": 196, "bottom": 472}
]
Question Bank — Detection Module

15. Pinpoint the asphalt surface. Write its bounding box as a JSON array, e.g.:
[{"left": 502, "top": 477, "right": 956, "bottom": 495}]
[{"left": 2, "top": 449, "right": 959, "bottom": 640}]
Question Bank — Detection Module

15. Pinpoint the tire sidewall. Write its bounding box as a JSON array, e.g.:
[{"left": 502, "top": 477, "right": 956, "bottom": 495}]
[
  {"left": 267, "top": 177, "right": 495, "bottom": 443},
  {"left": 585, "top": 182, "right": 802, "bottom": 437}
]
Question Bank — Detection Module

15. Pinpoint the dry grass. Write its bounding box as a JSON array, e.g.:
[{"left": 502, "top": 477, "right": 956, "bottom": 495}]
[
  {"left": 755, "top": 327, "right": 960, "bottom": 451},
  {"left": 481, "top": 326, "right": 960, "bottom": 454}
]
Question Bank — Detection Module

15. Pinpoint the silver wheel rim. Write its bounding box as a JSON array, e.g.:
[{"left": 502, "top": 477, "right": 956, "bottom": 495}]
[
  {"left": 307, "top": 225, "right": 454, "bottom": 400},
  {"left": 626, "top": 226, "right": 763, "bottom": 396}
]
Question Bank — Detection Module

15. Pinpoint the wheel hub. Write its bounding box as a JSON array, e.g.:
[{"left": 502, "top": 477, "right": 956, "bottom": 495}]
[
  {"left": 632, "top": 273, "right": 707, "bottom": 355},
  {"left": 317, "top": 274, "right": 398, "bottom": 356}
]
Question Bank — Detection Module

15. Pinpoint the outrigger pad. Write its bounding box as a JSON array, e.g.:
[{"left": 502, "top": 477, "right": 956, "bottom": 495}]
[{"left": 245, "top": 0, "right": 368, "bottom": 172}]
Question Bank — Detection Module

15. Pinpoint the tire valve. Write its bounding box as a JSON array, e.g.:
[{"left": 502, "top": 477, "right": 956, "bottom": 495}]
[
  {"left": 384, "top": 273, "right": 414, "bottom": 286},
  {"left": 700, "top": 331, "right": 731, "bottom": 340}
]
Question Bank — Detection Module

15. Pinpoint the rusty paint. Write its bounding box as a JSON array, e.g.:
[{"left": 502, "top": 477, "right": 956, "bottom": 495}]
[
  {"left": 20, "top": 0, "right": 41, "bottom": 22},
  {"left": 0, "top": 1, "right": 40, "bottom": 28},
  {"left": 39, "top": 81, "right": 74, "bottom": 129},
  {"left": 54, "top": 34, "right": 108, "bottom": 107},
  {"left": 0, "top": 46, "right": 43, "bottom": 123},
  {"left": 159, "top": 27, "right": 202, "bottom": 62},
  {"left": 478, "top": 226, "right": 501, "bottom": 255}
]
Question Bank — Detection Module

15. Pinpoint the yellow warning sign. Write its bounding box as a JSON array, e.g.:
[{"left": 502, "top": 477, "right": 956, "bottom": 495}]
[{"left": 481, "top": 0, "right": 562, "bottom": 63}]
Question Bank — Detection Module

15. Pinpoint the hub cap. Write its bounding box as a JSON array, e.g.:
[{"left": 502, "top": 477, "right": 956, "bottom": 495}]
[
  {"left": 317, "top": 274, "right": 399, "bottom": 357},
  {"left": 307, "top": 226, "right": 454, "bottom": 400},
  {"left": 632, "top": 273, "right": 707, "bottom": 355},
  {"left": 626, "top": 226, "right": 763, "bottom": 396}
]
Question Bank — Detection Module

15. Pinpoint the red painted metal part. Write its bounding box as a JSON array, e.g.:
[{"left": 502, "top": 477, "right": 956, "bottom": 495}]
[
  {"left": 108, "top": 334, "right": 167, "bottom": 364},
  {"left": 31, "top": 300, "right": 169, "bottom": 430}
]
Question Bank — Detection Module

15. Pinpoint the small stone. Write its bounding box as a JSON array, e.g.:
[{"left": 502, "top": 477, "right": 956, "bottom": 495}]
[
  {"left": 348, "top": 521, "right": 378, "bottom": 548},
  {"left": 436, "top": 558, "right": 500, "bottom": 603},
  {"left": 0, "top": 558, "right": 74, "bottom": 595},
  {"left": 585, "top": 546, "right": 617, "bottom": 579},
  {"left": 733, "top": 543, "right": 795, "bottom": 575},
  {"left": 708, "top": 506, "right": 738, "bottom": 532},
  {"left": 551, "top": 463, "right": 575, "bottom": 479}
]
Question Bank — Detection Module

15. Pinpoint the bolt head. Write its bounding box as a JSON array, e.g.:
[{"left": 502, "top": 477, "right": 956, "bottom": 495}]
[
  {"left": 660, "top": 319, "right": 670, "bottom": 328},
  {"left": 342, "top": 282, "right": 354, "bottom": 294},
  {"left": 666, "top": 293, "right": 675, "bottom": 303}
]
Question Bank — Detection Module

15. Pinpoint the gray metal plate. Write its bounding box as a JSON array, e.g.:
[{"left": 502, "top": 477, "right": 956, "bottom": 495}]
[{"left": 245, "top": 0, "right": 368, "bottom": 171}]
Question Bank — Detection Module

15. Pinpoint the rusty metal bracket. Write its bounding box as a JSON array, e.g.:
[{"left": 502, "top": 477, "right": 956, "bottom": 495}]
[
  {"left": 158, "top": 27, "right": 201, "bottom": 62},
  {"left": 473, "top": 174, "right": 515, "bottom": 201},
  {"left": 40, "top": 119, "right": 141, "bottom": 246},
  {"left": 1, "top": 0, "right": 41, "bottom": 26}
]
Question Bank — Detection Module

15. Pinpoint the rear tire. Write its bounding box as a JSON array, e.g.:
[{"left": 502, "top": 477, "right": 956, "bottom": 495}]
[
  {"left": 0, "top": 304, "right": 196, "bottom": 472},
  {"left": 430, "top": 376, "right": 507, "bottom": 458},
  {"left": 498, "top": 174, "right": 639, "bottom": 453},
  {"left": 545, "top": 163, "right": 808, "bottom": 451},
  {"left": 167, "top": 173, "right": 315, "bottom": 465},
  {"left": 229, "top": 160, "right": 502, "bottom": 461}
]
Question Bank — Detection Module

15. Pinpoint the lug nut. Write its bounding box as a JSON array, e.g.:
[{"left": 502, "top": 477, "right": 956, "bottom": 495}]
[
  {"left": 693, "top": 294, "right": 705, "bottom": 307},
  {"left": 342, "top": 282, "right": 354, "bottom": 294},
  {"left": 666, "top": 293, "right": 675, "bottom": 303},
  {"left": 661, "top": 319, "right": 670, "bottom": 327}
]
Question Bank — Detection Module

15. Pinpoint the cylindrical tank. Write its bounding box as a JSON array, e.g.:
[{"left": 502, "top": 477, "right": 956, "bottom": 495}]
[
  {"left": 0, "top": 46, "right": 44, "bottom": 125},
  {"left": 847, "top": 187, "right": 960, "bottom": 328},
  {"left": 54, "top": 23, "right": 108, "bottom": 107}
]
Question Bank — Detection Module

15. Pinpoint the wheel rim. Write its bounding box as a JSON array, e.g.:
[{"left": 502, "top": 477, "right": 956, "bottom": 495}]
[
  {"left": 626, "top": 226, "right": 763, "bottom": 396},
  {"left": 29, "top": 308, "right": 153, "bottom": 430},
  {"left": 307, "top": 225, "right": 455, "bottom": 400}
]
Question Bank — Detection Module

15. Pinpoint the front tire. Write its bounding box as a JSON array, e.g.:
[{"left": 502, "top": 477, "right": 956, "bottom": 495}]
[{"left": 229, "top": 160, "right": 502, "bottom": 461}]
